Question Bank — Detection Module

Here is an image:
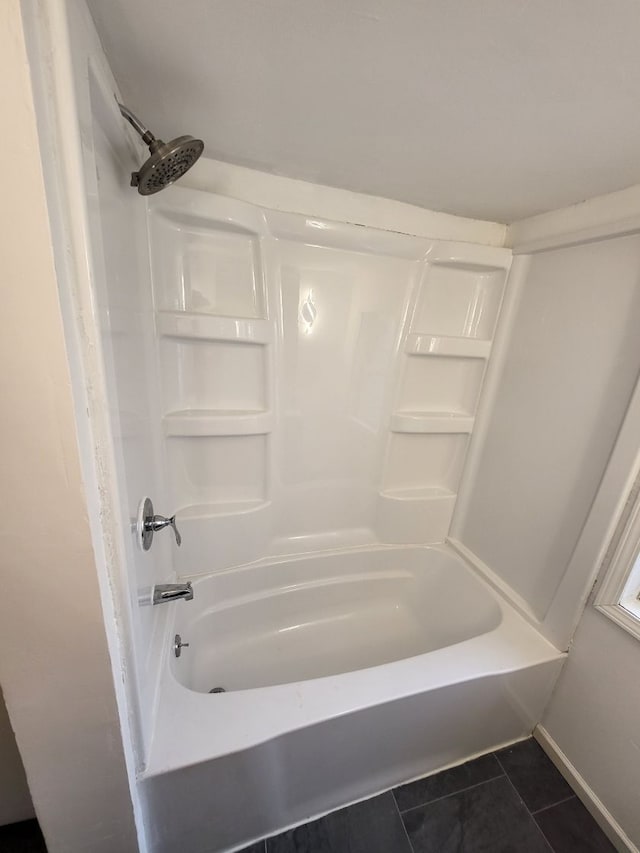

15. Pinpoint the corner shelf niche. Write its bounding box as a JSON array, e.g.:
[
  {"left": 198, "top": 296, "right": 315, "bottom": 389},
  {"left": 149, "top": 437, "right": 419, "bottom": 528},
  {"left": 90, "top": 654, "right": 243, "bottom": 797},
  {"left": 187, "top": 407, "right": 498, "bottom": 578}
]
[
  {"left": 399, "top": 355, "right": 486, "bottom": 418},
  {"left": 412, "top": 249, "right": 509, "bottom": 341},
  {"left": 376, "top": 242, "right": 510, "bottom": 544}
]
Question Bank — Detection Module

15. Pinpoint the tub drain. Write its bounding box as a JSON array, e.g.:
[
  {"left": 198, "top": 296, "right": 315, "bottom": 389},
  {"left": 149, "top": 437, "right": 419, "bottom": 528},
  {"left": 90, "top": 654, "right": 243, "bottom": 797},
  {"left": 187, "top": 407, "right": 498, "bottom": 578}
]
[{"left": 209, "top": 686, "right": 226, "bottom": 694}]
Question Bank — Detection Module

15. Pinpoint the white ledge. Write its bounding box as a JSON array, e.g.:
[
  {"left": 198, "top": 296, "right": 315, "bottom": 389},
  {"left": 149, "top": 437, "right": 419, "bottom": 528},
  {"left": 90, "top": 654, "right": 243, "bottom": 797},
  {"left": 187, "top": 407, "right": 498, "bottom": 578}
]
[
  {"left": 163, "top": 410, "right": 273, "bottom": 437},
  {"left": 390, "top": 412, "right": 474, "bottom": 434},
  {"left": 379, "top": 487, "right": 456, "bottom": 501},
  {"left": 157, "top": 311, "right": 273, "bottom": 343},
  {"left": 405, "top": 334, "right": 491, "bottom": 358}
]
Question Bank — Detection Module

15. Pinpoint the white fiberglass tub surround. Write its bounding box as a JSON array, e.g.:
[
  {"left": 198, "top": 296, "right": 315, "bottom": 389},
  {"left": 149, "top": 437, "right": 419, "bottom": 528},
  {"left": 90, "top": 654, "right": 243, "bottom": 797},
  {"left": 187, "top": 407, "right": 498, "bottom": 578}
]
[
  {"left": 148, "top": 187, "right": 513, "bottom": 575},
  {"left": 143, "top": 545, "right": 563, "bottom": 853},
  {"left": 132, "top": 190, "right": 563, "bottom": 853}
]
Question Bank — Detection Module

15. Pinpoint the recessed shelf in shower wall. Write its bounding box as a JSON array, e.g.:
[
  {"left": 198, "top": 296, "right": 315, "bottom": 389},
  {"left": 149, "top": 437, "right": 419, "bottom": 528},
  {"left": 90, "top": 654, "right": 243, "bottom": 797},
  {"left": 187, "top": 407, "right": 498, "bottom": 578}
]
[
  {"left": 412, "top": 250, "right": 509, "bottom": 341},
  {"left": 163, "top": 409, "right": 274, "bottom": 437},
  {"left": 158, "top": 314, "right": 274, "bottom": 414},
  {"left": 159, "top": 337, "right": 268, "bottom": 413},
  {"left": 166, "top": 434, "right": 268, "bottom": 511},
  {"left": 405, "top": 334, "right": 491, "bottom": 359},
  {"left": 373, "top": 240, "right": 511, "bottom": 546},
  {"left": 398, "top": 356, "right": 486, "bottom": 417},
  {"left": 381, "top": 433, "right": 469, "bottom": 495},
  {"left": 148, "top": 193, "right": 267, "bottom": 318},
  {"left": 376, "top": 488, "right": 458, "bottom": 544},
  {"left": 389, "top": 412, "right": 474, "bottom": 434}
]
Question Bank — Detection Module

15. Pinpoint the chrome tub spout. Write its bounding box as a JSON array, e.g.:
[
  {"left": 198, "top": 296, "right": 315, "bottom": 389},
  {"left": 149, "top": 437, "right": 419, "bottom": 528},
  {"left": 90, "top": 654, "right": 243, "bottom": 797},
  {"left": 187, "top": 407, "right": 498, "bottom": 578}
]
[{"left": 152, "top": 582, "right": 194, "bottom": 605}]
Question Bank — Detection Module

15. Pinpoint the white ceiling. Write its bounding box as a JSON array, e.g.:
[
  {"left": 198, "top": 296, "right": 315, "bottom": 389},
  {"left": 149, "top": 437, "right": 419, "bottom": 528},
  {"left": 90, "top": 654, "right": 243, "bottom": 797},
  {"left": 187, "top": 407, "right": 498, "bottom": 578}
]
[{"left": 87, "top": 0, "right": 640, "bottom": 223}]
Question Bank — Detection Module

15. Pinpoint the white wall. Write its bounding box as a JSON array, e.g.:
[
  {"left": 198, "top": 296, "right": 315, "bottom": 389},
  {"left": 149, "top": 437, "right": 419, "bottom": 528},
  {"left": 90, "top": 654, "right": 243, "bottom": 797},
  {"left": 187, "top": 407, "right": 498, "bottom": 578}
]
[
  {"left": 542, "top": 606, "right": 640, "bottom": 846},
  {"left": 454, "top": 234, "right": 640, "bottom": 646},
  {"left": 0, "top": 690, "right": 34, "bottom": 827},
  {"left": 505, "top": 199, "right": 640, "bottom": 850},
  {"left": 0, "top": 2, "right": 140, "bottom": 850}
]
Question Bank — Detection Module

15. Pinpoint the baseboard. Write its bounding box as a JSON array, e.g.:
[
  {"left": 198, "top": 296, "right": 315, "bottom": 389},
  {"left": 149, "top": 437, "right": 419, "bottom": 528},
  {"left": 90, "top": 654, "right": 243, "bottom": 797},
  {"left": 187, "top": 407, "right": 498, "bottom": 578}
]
[{"left": 534, "top": 725, "right": 638, "bottom": 853}]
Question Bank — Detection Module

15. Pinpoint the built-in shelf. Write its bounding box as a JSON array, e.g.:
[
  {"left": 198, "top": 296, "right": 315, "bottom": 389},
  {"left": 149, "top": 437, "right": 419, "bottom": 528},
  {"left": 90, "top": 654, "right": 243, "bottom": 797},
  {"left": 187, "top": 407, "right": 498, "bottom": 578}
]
[
  {"left": 376, "top": 487, "right": 457, "bottom": 543},
  {"left": 379, "top": 486, "right": 455, "bottom": 502},
  {"left": 177, "top": 499, "right": 271, "bottom": 520},
  {"left": 390, "top": 412, "right": 474, "bottom": 434},
  {"left": 405, "top": 334, "right": 491, "bottom": 358},
  {"left": 157, "top": 311, "right": 273, "bottom": 344},
  {"left": 163, "top": 409, "right": 273, "bottom": 436}
]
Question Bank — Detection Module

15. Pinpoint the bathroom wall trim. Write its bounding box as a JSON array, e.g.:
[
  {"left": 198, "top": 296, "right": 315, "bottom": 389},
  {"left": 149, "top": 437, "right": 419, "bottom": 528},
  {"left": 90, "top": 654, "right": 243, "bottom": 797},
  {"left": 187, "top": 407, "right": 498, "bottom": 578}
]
[
  {"left": 535, "top": 725, "right": 638, "bottom": 853},
  {"left": 507, "top": 182, "right": 640, "bottom": 254},
  {"left": 181, "top": 157, "right": 507, "bottom": 247}
]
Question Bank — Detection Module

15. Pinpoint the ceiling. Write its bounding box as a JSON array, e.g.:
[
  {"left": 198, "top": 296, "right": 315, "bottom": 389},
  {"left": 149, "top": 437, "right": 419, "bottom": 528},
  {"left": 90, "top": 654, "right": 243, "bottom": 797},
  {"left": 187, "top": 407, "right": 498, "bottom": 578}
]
[{"left": 87, "top": 0, "right": 640, "bottom": 224}]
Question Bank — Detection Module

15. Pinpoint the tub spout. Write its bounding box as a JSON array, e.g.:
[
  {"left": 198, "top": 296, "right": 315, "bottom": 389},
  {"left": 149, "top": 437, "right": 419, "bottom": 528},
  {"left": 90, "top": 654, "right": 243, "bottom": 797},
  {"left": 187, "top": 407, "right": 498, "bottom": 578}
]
[{"left": 152, "top": 582, "right": 194, "bottom": 605}]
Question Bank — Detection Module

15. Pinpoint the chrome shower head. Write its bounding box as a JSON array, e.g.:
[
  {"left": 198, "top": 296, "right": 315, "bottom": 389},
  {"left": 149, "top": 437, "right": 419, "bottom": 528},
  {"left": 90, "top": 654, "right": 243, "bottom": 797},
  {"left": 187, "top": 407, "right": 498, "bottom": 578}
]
[{"left": 118, "top": 103, "right": 204, "bottom": 195}]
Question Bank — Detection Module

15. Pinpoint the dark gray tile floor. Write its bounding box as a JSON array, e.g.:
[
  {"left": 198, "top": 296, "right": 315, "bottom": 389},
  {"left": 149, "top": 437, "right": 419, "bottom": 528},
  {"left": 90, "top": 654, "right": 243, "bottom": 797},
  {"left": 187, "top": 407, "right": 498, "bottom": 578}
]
[
  {"left": 242, "top": 738, "right": 616, "bottom": 853},
  {"left": 0, "top": 819, "right": 47, "bottom": 852}
]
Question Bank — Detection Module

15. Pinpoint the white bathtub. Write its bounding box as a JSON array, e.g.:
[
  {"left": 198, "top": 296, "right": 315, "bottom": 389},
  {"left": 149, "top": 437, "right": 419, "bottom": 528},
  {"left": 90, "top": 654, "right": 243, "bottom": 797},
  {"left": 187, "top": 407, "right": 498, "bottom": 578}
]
[{"left": 141, "top": 545, "right": 564, "bottom": 853}]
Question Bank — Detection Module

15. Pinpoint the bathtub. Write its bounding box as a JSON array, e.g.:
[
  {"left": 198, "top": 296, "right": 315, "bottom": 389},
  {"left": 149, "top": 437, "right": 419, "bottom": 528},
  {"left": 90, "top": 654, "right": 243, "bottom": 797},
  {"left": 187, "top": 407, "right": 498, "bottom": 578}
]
[{"left": 141, "top": 545, "right": 564, "bottom": 853}]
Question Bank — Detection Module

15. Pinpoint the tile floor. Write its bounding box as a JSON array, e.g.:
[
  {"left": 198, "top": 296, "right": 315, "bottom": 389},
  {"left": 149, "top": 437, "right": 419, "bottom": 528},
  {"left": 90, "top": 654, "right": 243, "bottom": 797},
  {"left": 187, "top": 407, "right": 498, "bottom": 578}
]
[
  {"left": 0, "top": 818, "right": 47, "bottom": 852},
  {"left": 0, "top": 739, "right": 617, "bottom": 853},
  {"left": 241, "top": 738, "right": 616, "bottom": 853}
]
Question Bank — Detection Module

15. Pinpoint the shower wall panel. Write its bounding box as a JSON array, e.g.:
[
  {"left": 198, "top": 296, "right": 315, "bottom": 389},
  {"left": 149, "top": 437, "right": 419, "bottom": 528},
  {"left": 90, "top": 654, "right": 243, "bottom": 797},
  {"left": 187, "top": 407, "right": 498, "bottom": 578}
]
[
  {"left": 454, "top": 234, "right": 640, "bottom": 631},
  {"left": 147, "top": 189, "right": 511, "bottom": 574}
]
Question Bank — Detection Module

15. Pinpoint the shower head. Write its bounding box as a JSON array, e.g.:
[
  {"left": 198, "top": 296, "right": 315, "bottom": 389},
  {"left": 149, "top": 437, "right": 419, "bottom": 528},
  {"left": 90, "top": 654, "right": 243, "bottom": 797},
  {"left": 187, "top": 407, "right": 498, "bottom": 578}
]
[{"left": 118, "top": 103, "right": 204, "bottom": 195}]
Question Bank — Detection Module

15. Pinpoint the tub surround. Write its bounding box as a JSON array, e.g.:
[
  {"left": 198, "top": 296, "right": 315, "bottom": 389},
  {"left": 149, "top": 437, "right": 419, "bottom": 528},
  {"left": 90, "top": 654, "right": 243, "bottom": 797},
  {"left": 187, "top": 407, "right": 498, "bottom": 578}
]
[
  {"left": 147, "top": 187, "right": 511, "bottom": 575},
  {"left": 105, "top": 177, "right": 566, "bottom": 853}
]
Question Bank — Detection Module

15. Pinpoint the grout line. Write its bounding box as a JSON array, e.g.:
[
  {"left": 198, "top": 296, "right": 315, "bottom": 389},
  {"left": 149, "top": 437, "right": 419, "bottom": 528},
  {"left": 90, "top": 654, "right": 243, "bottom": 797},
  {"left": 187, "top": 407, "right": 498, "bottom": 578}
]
[
  {"left": 530, "top": 794, "right": 577, "bottom": 816},
  {"left": 397, "top": 774, "right": 506, "bottom": 815},
  {"left": 392, "top": 789, "right": 418, "bottom": 853},
  {"left": 493, "top": 750, "right": 508, "bottom": 777},
  {"left": 497, "top": 765, "right": 555, "bottom": 853}
]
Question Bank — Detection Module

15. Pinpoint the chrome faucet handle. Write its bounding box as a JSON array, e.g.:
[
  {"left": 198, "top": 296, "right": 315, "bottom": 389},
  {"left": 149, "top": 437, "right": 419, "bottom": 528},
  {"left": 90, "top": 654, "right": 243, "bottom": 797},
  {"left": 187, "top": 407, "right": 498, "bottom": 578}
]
[
  {"left": 137, "top": 497, "right": 182, "bottom": 550},
  {"left": 148, "top": 514, "right": 182, "bottom": 547}
]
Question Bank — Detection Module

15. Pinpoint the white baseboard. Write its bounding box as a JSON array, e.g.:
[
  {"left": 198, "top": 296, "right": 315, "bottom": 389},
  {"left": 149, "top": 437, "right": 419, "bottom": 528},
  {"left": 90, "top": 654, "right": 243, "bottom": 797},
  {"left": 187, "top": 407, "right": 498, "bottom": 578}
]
[{"left": 534, "top": 725, "right": 638, "bottom": 853}]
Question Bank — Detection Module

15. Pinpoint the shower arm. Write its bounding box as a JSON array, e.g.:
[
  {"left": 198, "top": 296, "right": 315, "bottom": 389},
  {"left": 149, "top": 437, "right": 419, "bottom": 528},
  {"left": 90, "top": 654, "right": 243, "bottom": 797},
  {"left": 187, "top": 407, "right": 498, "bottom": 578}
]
[{"left": 118, "top": 103, "right": 157, "bottom": 148}]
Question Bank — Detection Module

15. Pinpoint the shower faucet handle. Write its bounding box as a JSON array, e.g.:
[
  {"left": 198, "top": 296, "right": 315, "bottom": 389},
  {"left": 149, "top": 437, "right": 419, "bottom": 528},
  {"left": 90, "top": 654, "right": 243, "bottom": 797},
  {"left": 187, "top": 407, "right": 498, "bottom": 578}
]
[
  {"left": 148, "top": 513, "right": 182, "bottom": 547},
  {"left": 137, "top": 497, "right": 182, "bottom": 550}
]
